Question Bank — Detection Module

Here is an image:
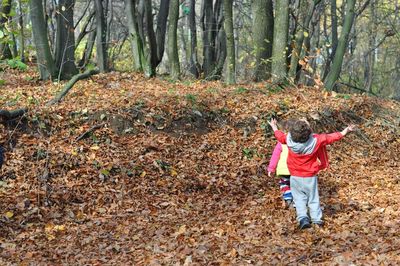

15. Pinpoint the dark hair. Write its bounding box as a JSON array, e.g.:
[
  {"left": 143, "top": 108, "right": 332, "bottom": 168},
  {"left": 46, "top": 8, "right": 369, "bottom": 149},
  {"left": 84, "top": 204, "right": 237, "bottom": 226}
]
[
  {"left": 290, "top": 120, "right": 312, "bottom": 143},
  {"left": 278, "top": 119, "right": 294, "bottom": 131}
]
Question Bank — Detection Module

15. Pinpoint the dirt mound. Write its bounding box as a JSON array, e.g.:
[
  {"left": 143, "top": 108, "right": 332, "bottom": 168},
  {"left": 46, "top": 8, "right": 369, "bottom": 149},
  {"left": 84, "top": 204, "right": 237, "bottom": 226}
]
[{"left": 0, "top": 71, "right": 399, "bottom": 264}]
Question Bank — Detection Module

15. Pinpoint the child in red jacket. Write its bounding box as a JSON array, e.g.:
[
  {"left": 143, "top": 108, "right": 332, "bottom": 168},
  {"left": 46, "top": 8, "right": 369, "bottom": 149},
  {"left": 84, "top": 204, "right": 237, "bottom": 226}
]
[{"left": 268, "top": 118, "right": 355, "bottom": 229}]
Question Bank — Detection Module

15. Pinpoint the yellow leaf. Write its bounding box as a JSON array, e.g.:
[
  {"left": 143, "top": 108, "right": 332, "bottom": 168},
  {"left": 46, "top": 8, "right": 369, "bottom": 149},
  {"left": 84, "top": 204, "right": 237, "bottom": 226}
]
[
  {"left": 303, "top": 31, "right": 309, "bottom": 38},
  {"left": 90, "top": 145, "right": 100, "bottom": 150},
  {"left": 5, "top": 211, "right": 13, "bottom": 218},
  {"left": 170, "top": 168, "right": 178, "bottom": 177},
  {"left": 140, "top": 171, "right": 146, "bottom": 178},
  {"left": 175, "top": 225, "right": 186, "bottom": 236},
  {"left": 54, "top": 225, "right": 65, "bottom": 231}
]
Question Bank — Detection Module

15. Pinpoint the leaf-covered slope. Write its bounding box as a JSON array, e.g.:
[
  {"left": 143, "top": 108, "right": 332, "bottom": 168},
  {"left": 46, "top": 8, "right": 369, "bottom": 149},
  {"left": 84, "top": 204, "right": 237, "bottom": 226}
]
[{"left": 0, "top": 71, "right": 399, "bottom": 264}]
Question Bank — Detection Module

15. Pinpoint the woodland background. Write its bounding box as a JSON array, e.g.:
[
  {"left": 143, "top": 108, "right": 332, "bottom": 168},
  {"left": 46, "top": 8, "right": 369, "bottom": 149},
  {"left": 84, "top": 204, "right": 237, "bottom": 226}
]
[{"left": 0, "top": 0, "right": 399, "bottom": 264}]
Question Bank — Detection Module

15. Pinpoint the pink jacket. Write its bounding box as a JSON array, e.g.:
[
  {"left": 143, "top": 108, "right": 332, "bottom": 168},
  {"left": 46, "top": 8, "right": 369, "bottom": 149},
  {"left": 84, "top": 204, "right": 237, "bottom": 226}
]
[{"left": 267, "top": 142, "right": 284, "bottom": 173}]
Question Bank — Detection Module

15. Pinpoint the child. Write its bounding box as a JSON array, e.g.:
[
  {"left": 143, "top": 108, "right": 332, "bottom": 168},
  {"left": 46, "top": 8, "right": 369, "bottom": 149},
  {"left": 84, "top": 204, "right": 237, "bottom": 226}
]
[
  {"left": 267, "top": 121, "right": 294, "bottom": 208},
  {"left": 268, "top": 118, "right": 355, "bottom": 229}
]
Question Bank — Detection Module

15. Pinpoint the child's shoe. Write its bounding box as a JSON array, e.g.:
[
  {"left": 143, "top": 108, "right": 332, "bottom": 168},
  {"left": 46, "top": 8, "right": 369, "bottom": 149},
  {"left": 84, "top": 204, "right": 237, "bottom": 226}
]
[{"left": 299, "top": 218, "right": 311, "bottom": 229}]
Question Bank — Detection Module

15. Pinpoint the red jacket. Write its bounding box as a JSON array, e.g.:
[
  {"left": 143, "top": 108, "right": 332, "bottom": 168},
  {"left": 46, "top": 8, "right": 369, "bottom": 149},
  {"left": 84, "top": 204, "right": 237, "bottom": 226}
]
[{"left": 274, "top": 130, "right": 343, "bottom": 177}]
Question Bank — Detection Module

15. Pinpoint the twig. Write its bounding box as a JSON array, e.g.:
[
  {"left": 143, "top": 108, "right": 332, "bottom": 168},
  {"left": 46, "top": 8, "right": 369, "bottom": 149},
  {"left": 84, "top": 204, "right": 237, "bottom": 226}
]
[{"left": 75, "top": 123, "right": 106, "bottom": 142}]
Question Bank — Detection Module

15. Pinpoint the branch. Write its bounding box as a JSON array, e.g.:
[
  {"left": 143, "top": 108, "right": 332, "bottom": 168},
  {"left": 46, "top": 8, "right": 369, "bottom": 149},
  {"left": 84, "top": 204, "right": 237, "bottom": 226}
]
[
  {"left": 338, "top": 82, "right": 377, "bottom": 96},
  {"left": 0, "top": 108, "right": 27, "bottom": 120},
  {"left": 47, "top": 68, "right": 99, "bottom": 105},
  {"left": 75, "top": 123, "right": 106, "bottom": 142}
]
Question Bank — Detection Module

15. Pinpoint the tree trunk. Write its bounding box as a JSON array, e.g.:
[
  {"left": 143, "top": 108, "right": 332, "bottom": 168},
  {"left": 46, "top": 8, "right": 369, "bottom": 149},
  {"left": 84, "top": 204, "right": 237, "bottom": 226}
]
[
  {"left": 0, "top": 0, "right": 13, "bottom": 59},
  {"left": 29, "top": 0, "right": 57, "bottom": 80},
  {"left": 167, "top": 0, "right": 180, "bottom": 79},
  {"left": 201, "top": 0, "right": 216, "bottom": 77},
  {"left": 187, "top": 0, "right": 200, "bottom": 78},
  {"left": 223, "top": 0, "right": 235, "bottom": 84},
  {"left": 324, "top": 0, "right": 356, "bottom": 90},
  {"left": 125, "top": 0, "right": 146, "bottom": 72},
  {"left": 94, "top": 0, "right": 108, "bottom": 72},
  {"left": 288, "top": 0, "right": 321, "bottom": 80},
  {"left": 79, "top": 29, "right": 97, "bottom": 68},
  {"left": 363, "top": 0, "right": 376, "bottom": 92},
  {"left": 18, "top": 0, "right": 25, "bottom": 61},
  {"left": 252, "top": 0, "right": 274, "bottom": 81},
  {"left": 55, "top": 0, "right": 78, "bottom": 80},
  {"left": 271, "top": 0, "right": 289, "bottom": 82},
  {"left": 155, "top": 0, "right": 170, "bottom": 65},
  {"left": 137, "top": 0, "right": 156, "bottom": 77}
]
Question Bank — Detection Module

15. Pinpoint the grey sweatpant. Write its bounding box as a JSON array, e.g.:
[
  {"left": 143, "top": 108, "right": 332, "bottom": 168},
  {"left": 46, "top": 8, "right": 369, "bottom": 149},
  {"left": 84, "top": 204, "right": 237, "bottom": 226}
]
[{"left": 290, "top": 176, "right": 323, "bottom": 223}]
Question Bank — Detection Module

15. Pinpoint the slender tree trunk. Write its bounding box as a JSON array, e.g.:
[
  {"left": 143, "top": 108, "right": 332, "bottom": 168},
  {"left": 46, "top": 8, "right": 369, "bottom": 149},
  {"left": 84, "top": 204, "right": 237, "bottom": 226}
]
[
  {"left": 252, "top": 0, "right": 274, "bottom": 81},
  {"left": 94, "top": 0, "right": 108, "bottom": 72},
  {"left": 201, "top": 0, "right": 216, "bottom": 77},
  {"left": 155, "top": 0, "right": 170, "bottom": 65},
  {"left": 223, "top": 0, "right": 235, "bottom": 84},
  {"left": 167, "top": 0, "right": 180, "bottom": 79},
  {"left": 324, "top": 0, "right": 356, "bottom": 90},
  {"left": 363, "top": 0, "right": 376, "bottom": 92},
  {"left": 79, "top": 29, "right": 97, "bottom": 68},
  {"left": 0, "top": 0, "right": 13, "bottom": 59},
  {"left": 187, "top": 0, "right": 200, "bottom": 78},
  {"left": 18, "top": 0, "right": 25, "bottom": 61},
  {"left": 207, "top": 0, "right": 226, "bottom": 80},
  {"left": 55, "top": 0, "right": 78, "bottom": 80},
  {"left": 271, "top": 0, "right": 289, "bottom": 82},
  {"left": 137, "top": 0, "right": 155, "bottom": 77},
  {"left": 125, "top": 0, "right": 145, "bottom": 72},
  {"left": 30, "top": 0, "right": 57, "bottom": 80},
  {"left": 76, "top": 11, "right": 95, "bottom": 48},
  {"left": 288, "top": 0, "right": 321, "bottom": 80}
]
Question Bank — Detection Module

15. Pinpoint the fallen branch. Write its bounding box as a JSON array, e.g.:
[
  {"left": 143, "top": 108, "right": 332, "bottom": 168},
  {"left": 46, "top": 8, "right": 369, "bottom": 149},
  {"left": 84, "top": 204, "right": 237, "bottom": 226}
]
[
  {"left": 75, "top": 123, "right": 106, "bottom": 142},
  {"left": 0, "top": 108, "right": 28, "bottom": 120},
  {"left": 47, "top": 68, "right": 99, "bottom": 105}
]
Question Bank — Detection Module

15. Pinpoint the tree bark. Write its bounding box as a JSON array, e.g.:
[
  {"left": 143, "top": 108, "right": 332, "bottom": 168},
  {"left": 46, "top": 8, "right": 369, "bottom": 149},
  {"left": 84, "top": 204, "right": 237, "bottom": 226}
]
[
  {"left": 79, "top": 29, "right": 97, "bottom": 68},
  {"left": 94, "top": 0, "right": 108, "bottom": 72},
  {"left": 252, "top": 0, "right": 273, "bottom": 81},
  {"left": 167, "top": 0, "right": 180, "bottom": 79},
  {"left": 271, "top": 0, "right": 290, "bottom": 82},
  {"left": 30, "top": 0, "right": 57, "bottom": 80},
  {"left": 17, "top": 0, "right": 25, "bottom": 61},
  {"left": 155, "top": 0, "right": 170, "bottom": 65},
  {"left": 201, "top": 0, "right": 216, "bottom": 77},
  {"left": 125, "top": 0, "right": 146, "bottom": 72},
  {"left": 324, "top": 0, "right": 356, "bottom": 90},
  {"left": 0, "top": 0, "right": 12, "bottom": 59},
  {"left": 187, "top": 0, "right": 200, "bottom": 77},
  {"left": 223, "top": 0, "right": 235, "bottom": 84},
  {"left": 55, "top": 0, "right": 78, "bottom": 80}
]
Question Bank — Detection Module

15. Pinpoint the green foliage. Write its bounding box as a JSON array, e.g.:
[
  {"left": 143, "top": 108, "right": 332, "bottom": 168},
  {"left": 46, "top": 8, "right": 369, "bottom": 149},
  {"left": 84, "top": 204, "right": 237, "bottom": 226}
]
[
  {"left": 206, "top": 87, "right": 219, "bottom": 94},
  {"left": 0, "top": 79, "right": 5, "bottom": 86},
  {"left": 6, "top": 59, "right": 27, "bottom": 71},
  {"left": 242, "top": 147, "right": 256, "bottom": 159},
  {"left": 234, "top": 87, "right": 249, "bottom": 94},
  {"left": 185, "top": 93, "right": 197, "bottom": 105}
]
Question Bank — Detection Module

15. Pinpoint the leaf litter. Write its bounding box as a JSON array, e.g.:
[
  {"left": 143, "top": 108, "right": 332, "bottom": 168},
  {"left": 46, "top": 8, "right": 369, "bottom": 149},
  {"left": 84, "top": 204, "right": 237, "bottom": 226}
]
[{"left": 0, "top": 69, "right": 399, "bottom": 264}]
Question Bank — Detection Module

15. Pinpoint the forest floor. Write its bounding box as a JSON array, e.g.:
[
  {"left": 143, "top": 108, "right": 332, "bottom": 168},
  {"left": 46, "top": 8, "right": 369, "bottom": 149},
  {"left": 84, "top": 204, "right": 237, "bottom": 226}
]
[{"left": 0, "top": 69, "right": 399, "bottom": 265}]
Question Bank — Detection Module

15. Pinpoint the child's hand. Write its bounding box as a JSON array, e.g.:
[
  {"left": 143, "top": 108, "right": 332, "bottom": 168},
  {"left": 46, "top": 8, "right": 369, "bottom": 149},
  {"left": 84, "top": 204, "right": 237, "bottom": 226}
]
[
  {"left": 341, "top": 124, "right": 357, "bottom": 136},
  {"left": 347, "top": 124, "right": 356, "bottom": 132},
  {"left": 268, "top": 118, "right": 278, "bottom": 131}
]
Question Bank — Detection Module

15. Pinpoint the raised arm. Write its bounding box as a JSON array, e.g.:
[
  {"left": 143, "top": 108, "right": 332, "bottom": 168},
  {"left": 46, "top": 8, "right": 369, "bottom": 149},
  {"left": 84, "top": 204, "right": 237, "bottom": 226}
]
[
  {"left": 321, "top": 125, "right": 357, "bottom": 145},
  {"left": 268, "top": 118, "right": 287, "bottom": 144}
]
